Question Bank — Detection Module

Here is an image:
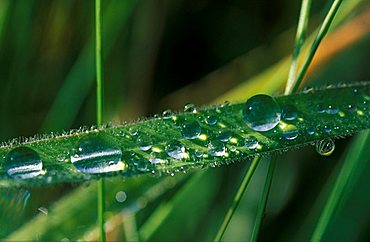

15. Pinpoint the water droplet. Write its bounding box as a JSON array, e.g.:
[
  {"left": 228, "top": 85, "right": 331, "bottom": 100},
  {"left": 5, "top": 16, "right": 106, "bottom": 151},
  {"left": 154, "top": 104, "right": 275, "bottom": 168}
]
[
  {"left": 4, "top": 147, "right": 44, "bottom": 179},
  {"left": 208, "top": 140, "right": 226, "bottom": 157},
  {"left": 316, "top": 138, "right": 335, "bottom": 156},
  {"left": 137, "top": 134, "right": 153, "bottom": 151},
  {"left": 244, "top": 136, "right": 258, "bottom": 149},
  {"left": 162, "top": 109, "right": 174, "bottom": 120},
  {"left": 217, "top": 130, "right": 232, "bottom": 142},
  {"left": 149, "top": 152, "right": 167, "bottom": 165},
  {"left": 282, "top": 104, "right": 298, "bottom": 121},
  {"left": 128, "top": 127, "right": 138, "bottom": 136},
  {"left": 282, "top": 125, "right": 298, "bottom": 140},
  {"left": 306, "top": 127, "right": 315, "bottom": 136},
  {"left": 184, "top": 103, "right": 197, "bottom": 113},
  {"left": 181, "top": 118, "right": 201, "bottom": 139},
  {"left": 115, "top": 191, "right": 127, "bottom": 203},
  {"left": 302, "top": 86, "right": 313, "bottom": 93},
  {"left": 243, "top": 94, "right": 281, "bottom": 132},
  {"left": 347, "top": 104, "right": 356, "bottom": 113},
  {"left": 205, "top": 115, "right": 218, "bottom": 125},
  {"left": 165, "top": 140, "right": 188, "bottom": 160},
  {"left": 70, "top": 136, "right": 127, "bottom": 174},
  {"left": 324, "top": 125, "right": 332, "bottom": 134}
]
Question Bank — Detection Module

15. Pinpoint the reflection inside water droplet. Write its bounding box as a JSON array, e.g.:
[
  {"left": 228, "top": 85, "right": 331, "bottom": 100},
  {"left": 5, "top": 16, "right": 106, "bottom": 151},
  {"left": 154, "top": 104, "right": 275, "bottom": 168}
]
[
  {"left": 165, "top": 140, "right": 188, "bottom": 160},
  {"left": 208, "top": 140, "right": 226, "bottom": 157},
  {"left": 181, "top": 118, "right": 201, "bottom": 139},
  {"left": 4, "top": 147, "right": 44, "bottom": 179}
]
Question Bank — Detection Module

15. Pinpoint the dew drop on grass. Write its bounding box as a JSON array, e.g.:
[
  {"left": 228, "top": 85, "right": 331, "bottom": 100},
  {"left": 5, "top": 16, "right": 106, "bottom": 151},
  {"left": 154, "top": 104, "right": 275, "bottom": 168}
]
[
  {"left": 38, "top": 206, "right": 48, "bottom": 215},
  {"left": 184, "top": 103, "right": 197, "bottom": 113},
  {"left": 282, "top": 104, "right": 298, "bottom": 121},
  {"left": 243, "top": 94, "right": 281, "bottom": 132},
  {"left": 208, "top": 140, "right": 226, "bottom": 157},
  {"left": 205, "top": 115, "right": 218, "bottom": 125},
  {"left": 165, "top": 140, "right": 188, "bottom": 160},
  {"left": 4, "top": 147, "right": 44, "bottom": 179},
  {"left": 244, "top": 136, "right": 258, "bottom": 149},
  {"left": 70, "top": 136, "right": 127, "bottom": 174},
  {"left": 162, "top": 109, "right": 174, "bottom": 119},
  {"left": 282, "top": 124, "right": 299, "bottom": 140},
  {"left": 316, "top": 138, "right": 335, "bottom": 156},
  {"left": 137, "top": 134, "right": 153, "bottom": 151},
  {"left": 217, "top": 130, "right": 232, "bottom": 142},
  {"left": 181, "top": 118, "right": 201, "bottom": 139}
]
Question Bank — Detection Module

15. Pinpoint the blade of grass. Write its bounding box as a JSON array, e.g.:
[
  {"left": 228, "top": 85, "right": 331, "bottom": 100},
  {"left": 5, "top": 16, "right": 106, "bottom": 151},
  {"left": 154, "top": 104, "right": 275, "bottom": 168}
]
[
  {"left": 214, "top": 156, "right": 261, "bottom": 242},
  {"left": 292, "top": 0, "right": 343, "bottom": 93},
  {"left": 95, "top": 0, "right": 105, "bottom": 241},
  {"left": 285, "top": 0, "right": 312, "bottom": 94},
  {"left": 250, "top": 156, "right": 276, "bottom": 242},
  {"left": 311, "top": 131, "right": 370, "bottom": 241}
]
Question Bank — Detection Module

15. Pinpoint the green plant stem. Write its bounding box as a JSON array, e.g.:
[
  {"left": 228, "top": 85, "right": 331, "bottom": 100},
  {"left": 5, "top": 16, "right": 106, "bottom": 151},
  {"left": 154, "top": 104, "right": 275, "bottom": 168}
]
[
  {"left": 311, "top": 131, "right": 370, "bottom": 241},
  {"left": 285, "top": 0, "right": 312, "bottom": 94},
  {"left": 95, "top": 0, "right": 105, "bottom": 241},
  {"left": 292, "top": 0, "right": 343, "bottom": 93},
  {"left": 250, "top": 157, "right": 277, "bottom": 242},
  {"left": 214, "top": 156, "right": 261, "bottom": 242}
]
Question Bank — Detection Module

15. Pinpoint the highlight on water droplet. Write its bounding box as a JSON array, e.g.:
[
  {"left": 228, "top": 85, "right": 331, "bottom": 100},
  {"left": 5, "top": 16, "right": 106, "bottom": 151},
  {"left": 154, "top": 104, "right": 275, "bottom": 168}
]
[
  {"left": 316, "top": 138, "right": 335, "bottom": 156},
  {"left": 242, "top": 94, "right": 281, "bottom": 132},
  {"left": 181, "top": 118, "right": 201, "bottom": 139},
  {"left": 4, "top": 147, "right": 44, "bottom": 179},
  {"left": 216, "top": 130, "right": 232, "bottom": 142},
  {"left": 208, "top": 140, "right": 226, "bottom": 157},
  {"left": 205, "top": 115, "right": 218, "bottom": 125},
  {"left": 70, "top": 135, "right": 127, "bottom": 174},
  {"left": 165, "top": 140, "right": 188, "bottom": 160}
]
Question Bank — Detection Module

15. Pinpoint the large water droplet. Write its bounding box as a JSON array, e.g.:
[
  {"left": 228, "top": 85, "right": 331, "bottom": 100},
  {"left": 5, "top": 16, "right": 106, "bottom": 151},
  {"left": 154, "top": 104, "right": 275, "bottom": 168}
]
[
  {"left": 244, "top": 136, "right": 258, "bottom": 149},
  {"left": 137, "top": 134, "right": 153, "bottom": 151},
  {"left": 316, "top": 138, "right": 335, "bottom": 156},
  {"left": 282, "top": 124, "right": 299, "bottom": 140},
  {"left": 165, "top": 140, "right": 188, "bottom": 160},
  {"left": 4, "top": 147, "right": 44, "bottom": 179},
  {"left": 243, "top": 94, "right": 281, "bottom": 132},
  {"left": 70, "top": 136, "right": 126, "bottom": 174},
  {"left": 181, "top": 118, "right": 201, "bottom": 139},
  {"left": 208, "top": 140, "right": 226, "bottom": 157}
]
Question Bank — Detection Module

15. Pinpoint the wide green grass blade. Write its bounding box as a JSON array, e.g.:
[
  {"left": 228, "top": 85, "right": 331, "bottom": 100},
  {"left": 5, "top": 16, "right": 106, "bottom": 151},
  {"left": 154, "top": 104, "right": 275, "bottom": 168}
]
[{"left": 0, "top": 82, "right": 368, "bottom": 186}]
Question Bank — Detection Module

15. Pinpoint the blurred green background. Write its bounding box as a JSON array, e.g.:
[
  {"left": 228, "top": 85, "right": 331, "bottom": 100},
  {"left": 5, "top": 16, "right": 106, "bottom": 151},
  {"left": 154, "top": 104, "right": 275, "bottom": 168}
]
[{"left": 0, "top": 0, "right": 369, "bottom": 241}]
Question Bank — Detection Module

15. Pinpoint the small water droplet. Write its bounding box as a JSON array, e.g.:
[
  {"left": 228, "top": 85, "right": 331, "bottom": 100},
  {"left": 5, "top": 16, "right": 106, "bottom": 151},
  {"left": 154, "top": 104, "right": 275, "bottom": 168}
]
[
  {"left": 324, "top": 125, "right": 332, "bottom": 134},
  {"left": 325, "top": 105, "right": 339, "bottom": 115},
  {"left": 165, "top": 140, "right": 188, "bottom": 160},
  {"left": 205, "top": 115, "right": 218, "bottom": 125},
  {"left": 302, "top": 86, "right": 313, "bottom": 93},
  {"left": 162, "top": 109, "right": 174, "bottom": 119},
  {"left": 181, "top": 118, "right": 201, "bottom": 139},
  {"left": 184, "top": 103, "right": 197, "bottom": 113},
  {"left": 208, "top": 140, "right": 226, "bottom": 157},
  {"left": 70, "top": 136, "right": 126, "bottom": 174},
  {"left": 282, "top": 104, "right": 298, "bottom": 121},
  {"left": 4, "top": 147, "right": 44, "bottom": 179},
  {"left": 243, "top": 94, "right": 281, "bottom": 132},
  {"left": 282, "top": 125, "right": 298, "bottom": 140},
  {"left": 216, "top": 130, "right": 232, "bottom": 142},
  {"left": 115, "top": 191, "right": 127, "bottom": 203},
  {"left": 316, "top": 138, "right": 335, "bottom": 156},
  {"left": 347, "top": 104, "right": 356, "bottom": 113},
  {"left": 244, "top": 136, "right": 258, "bottom": 149},
  {"left": 306, "top": 127, "right": 315, "bottom": 136},
  {"left": 128, "top": 127, "right": 138, "bottom": 136},
  {"left": 137, "top": 134, "right": 153, "bottom": 151}
]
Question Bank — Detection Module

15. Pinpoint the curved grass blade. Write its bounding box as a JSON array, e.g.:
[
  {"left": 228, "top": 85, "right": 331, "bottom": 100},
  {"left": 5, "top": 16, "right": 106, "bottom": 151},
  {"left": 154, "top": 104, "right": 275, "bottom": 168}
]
[{"left": 0, "top": 82, "right": 368, "bottom": 186}]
